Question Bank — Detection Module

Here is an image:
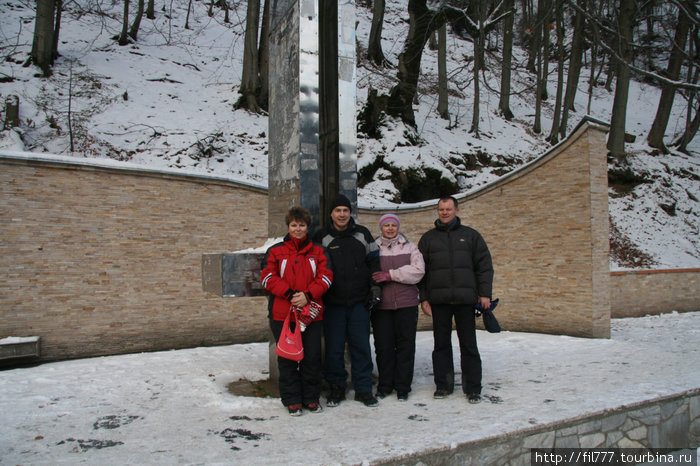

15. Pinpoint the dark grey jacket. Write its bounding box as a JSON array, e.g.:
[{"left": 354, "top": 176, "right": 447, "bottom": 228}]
[
  {"left": 313, "top": 218, "right": 380, "bottom": 306},
  {"left": 418, "top": 217, "right": 493, "bottom": 305}
]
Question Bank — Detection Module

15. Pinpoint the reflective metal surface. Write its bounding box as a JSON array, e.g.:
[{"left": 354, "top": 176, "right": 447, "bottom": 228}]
[
  {"left": 268, "top": 0, "right": 301, "bottom": 236},
  {"left": 201, "top": 252, "right": 267, "bottom": 297},
  {"left": 337, "top": 0, "right": 357, "bottom": 213},
  {"left": 221, "top": 253, "right": 266, "bottom": 297},
  {"left": 298, "top": 0, "right": 321, "bottom": 230},
  {"left": 268, "top": 0, "right": 355, "bottom": 229}
]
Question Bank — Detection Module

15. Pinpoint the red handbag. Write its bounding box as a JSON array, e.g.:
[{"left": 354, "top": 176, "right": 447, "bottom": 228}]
[{"left": 275, "top": 310, "right": 304, "bottom": 361}]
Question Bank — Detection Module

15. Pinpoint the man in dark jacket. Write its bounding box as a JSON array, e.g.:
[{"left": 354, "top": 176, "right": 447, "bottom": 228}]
[
  {"left": 418, "top": 196, "right": 494, "bottom": 404},
  {"left": 313, "top": 193, "right": 381, "bottom": 407}
]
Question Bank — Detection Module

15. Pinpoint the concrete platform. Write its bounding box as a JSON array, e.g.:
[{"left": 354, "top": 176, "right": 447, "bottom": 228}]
[
  {"left": 0, "top": 313, "right": 698, "bottom": 465},
  {"left": 0, "top": 336, "right": 40, "bottom": 363}
]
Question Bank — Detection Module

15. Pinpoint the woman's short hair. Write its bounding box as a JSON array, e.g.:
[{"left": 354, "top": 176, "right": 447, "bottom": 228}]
[{"left": 285, "top": 206, "right": 312, "bottom": 226}]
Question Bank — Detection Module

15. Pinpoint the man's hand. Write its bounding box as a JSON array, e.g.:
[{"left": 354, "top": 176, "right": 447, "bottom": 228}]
[
  {"left": 478, "top": 297, "right": 491, "bottom": 311},
  {"left": 420, "top": 301, "right": 432, "bottom": 317}
]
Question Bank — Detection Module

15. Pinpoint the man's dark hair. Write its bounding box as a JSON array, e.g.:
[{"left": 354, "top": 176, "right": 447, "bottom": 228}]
[
  {"left": 285, "top": 206, "right": 312, "bottom": 226},
  {"left": 438, "top": 196, "right": 459, "bottom": 209}
]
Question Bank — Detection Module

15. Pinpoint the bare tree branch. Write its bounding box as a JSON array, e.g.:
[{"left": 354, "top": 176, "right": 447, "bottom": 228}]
[{"left": 566, "top": 0, "right": 700, "bottom": 91}]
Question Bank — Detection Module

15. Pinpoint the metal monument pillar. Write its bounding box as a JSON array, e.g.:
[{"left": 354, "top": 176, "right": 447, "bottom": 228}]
[
  {"left": 269, "top": 0, "right": 356, "bottom": 230},
  {"left": 203, "top": 0, "right": 357, "bottom": 387},
  {"left": 336, "top": 0, "right": 358, "bottom": 215}
]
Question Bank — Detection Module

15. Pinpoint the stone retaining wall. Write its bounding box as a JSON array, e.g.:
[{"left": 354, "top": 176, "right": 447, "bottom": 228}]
[
  {"left": 378, "top": 389, "right": 700, "bottom": 465},
  {"left": 1, "top": 154, "right": 270, "bottom": 361},
  {"left": 360, "top": 119, "right": 612, "bottom": 338},
  {"left": 1, "top": 120, "right": 696, "bottom": 361},
  {"left": 610, "top": 269, "right": 700, "bottom": 318}
]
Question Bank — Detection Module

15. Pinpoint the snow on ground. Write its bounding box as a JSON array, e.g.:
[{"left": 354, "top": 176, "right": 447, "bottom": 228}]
[{"left": 1, "top": 312, "right": 698, "bottom": 465}]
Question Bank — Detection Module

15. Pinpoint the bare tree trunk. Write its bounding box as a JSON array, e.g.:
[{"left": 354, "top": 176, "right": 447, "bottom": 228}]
[
  {"left": 547, "top": 0, "right": 564, "bottom": 144},
  {"left": 52, "top": 0, "right": 62, "bottom": 61},
  {"left": 437, "top": 24, "right": 449, "bottom": 120},
  {"left": 129, "top": 0, "right": 145, "bottom": 40},
  {"left": 587, "top": 40, "right": 597, "bottom": 114},
  {"left": 541, "top": 0, "right": 551, "bottom": 102},
  {"left": 428, "top": 31, "right": 438, "bottom": 50},
  {"left": 257, "top": 0, "right": 270, "bottom": 111},
  {"left": 643, "top": 0, "right": 659, "bottom": 70},
  {"left": 534, "top": 45, "right": 542, "bottom": 133},
  {"left": 647, "top": 3, "right": 690, "bottom": 152},
  {"left": 674, "top": 103, "right": 699, "bottom": 153},
  {"left": 118, "top": 0, "right": 130, "bottom": 46},
  {"left": 604, "top": 60, "right": 615, "bottom": 91},
  {"left": 525, "top": 0, "right": 539, "bottom": 72},
  {"left": 470, "top": 4, "right": 484, "bottom": 137},
  {"left": 235, "top": 0, "right": 261, "bottom": 112},
  {"left": 587, "top": 0, "right": 605, "bottom": 114},
  {"left": 185, "top": 0, "right": 192, "bottom": 29},
  {"left": 367, "top": 0, "right": 387, "bottom": 66},
  {"left": 520, "top": 0, "right": 532, "bottom": 32},
  {"left": 607, "top": 0, "right": 636, "bottom": 162},
  {"left": 386, "top": 0, "right": 510, "bottom": 127},
  {"left": 3, "top": 95, "right": 20, "bottom": 129},
  {"left": 673, "top": 30, "right": 699, "bottom": 153},
  {"left": 498, "top": 0, "right": 515, "bottom": 120},
  {"left": 32, "top": 0, "right": 56, "bottom": 76},
  {"left": 533, "top": 0, "right": 545, "bottom": 133},
  {"left": 146, "top": 0, "right": 155, "bottom": 19},
  {"left": 560, "top": 0, "right": 585, "bottom": 138},
  {"left": 387, "top": 0, "right": 436, "bottom": 127},
  {"left": 223, "top": 0, "right": 230, "bottom": 23},
  {"left": 68, "top": 61, "right": 75, "bottom": 152}
]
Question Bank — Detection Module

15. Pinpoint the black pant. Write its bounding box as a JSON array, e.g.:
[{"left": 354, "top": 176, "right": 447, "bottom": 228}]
[
  {"left": 371, "top": 306, "right": 418, "bottom": 394},
  {"left": 270, "top": 318, "right": 323, "bottom": 406},
  {"left": 431, "top": 303, "right": 482, "bottom": 394}
]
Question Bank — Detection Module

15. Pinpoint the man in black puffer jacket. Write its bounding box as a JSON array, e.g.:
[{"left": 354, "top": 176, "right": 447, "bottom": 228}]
[
  {"left": 418, "top": 196, "right": 494, "bottom": 404},
  {"left": 313, "top": 194, "right": 381, "bottom": 408}
]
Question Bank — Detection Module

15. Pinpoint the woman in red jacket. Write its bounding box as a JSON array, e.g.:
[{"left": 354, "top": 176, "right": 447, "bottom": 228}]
[{"left": 261, "top": 206, "right": 333, "bottom": 416}]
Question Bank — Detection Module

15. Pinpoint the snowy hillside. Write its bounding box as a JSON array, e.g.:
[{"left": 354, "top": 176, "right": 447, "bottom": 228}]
[{"left": 0, "top": 0, "right": 698, "bottom": 269}]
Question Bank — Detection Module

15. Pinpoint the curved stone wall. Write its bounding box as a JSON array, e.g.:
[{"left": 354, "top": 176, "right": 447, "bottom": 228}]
[
  {"left": 5, "top": 119, "right": 694, "bottom": 361},
  {"left": 360, "top": 119, "right": 612, "bottom": 338},
  {"left": 1, "top": 154, "right": 270, "bottom": 361}
]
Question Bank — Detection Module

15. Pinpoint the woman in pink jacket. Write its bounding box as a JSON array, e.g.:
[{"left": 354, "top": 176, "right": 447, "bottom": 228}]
[{"left": 371, "top": 213, "right": 425, "bottom": 401}]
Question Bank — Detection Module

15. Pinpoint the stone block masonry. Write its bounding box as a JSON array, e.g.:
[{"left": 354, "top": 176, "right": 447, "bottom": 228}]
[
  {"left": 1, "top": 156, "right": 269, "bottom": 361},
  {"left": 360, "top": 119, "right": 613, "bottom": 338},
  {"left": 610, "top": 269, "right": 700, "bottom": 318},
  {"left": 375, "top": 389, "right": 700, "bottom": 465},
  {"left": 2, "top": 120, "right": 697, "bottom": 361}
]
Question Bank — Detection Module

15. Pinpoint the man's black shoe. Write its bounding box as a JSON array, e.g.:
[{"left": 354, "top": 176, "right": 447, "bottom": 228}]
[
  {"left": 467, "top": 393, "right": 482, "bottom": 404},
  {"left": 433, "top": 389, "right": 452, "bottom": 399},
  {"left": 326, "top": 385, "right": 346, "bottom": 407},
  {"left": 355, "top": 391, "right": 378, "bottom": 407}
]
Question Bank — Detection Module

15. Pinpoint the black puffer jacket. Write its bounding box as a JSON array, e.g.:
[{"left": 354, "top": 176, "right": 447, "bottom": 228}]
[
  {"left": 418, "top": 217, "right": 493, "bottom": 305},
  {"left": 313, "top": 218, "right": 380, "bottom": 306}
]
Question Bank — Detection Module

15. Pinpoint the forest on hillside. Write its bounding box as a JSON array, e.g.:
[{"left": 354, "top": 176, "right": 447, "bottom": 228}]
[
  {"left": 18, "top": 0, "right": 700, "bottom": 158},
  {"left": 2, "top": 0, "right": 699, "bottom": 268}
]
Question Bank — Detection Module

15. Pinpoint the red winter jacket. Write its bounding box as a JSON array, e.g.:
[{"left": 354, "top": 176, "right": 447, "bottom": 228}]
[{"left": 261, "top": 235, "right": 333, "bottom": 321}]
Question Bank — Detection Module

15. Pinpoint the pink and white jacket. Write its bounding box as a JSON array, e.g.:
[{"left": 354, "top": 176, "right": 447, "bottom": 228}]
[{"left": 376, "top": 233, "right": 425, "bottom": 310}]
